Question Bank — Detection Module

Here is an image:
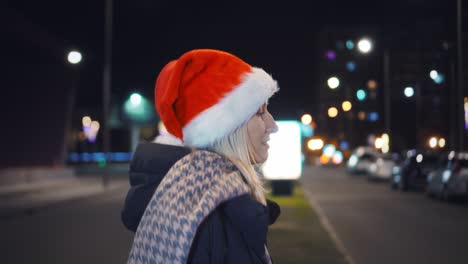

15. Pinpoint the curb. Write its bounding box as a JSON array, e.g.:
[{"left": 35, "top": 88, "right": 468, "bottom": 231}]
[{"left": 302, "top": 187, "right": 356, "bottom": 264}]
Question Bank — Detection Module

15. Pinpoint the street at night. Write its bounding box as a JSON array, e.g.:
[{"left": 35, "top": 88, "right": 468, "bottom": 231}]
[
  {"left": 1, "top": 166, "right": 468, "bottom": 264},
  {"left": 2, "top": 0, "right": 468, "bottom": 263},
  {"left": 301, "top": 165, "right": 468, "bottom": 264}
]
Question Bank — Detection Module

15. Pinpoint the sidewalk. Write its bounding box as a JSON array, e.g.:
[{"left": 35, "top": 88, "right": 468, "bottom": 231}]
[{"left": 0, "top": 168, "right": 128, "bottom": 218}]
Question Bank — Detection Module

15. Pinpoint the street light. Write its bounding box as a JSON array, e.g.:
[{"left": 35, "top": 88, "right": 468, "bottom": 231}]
[
  {"left": 67, "top": 51, "right": 82, "bottom": 64},
  {"left": 62, "top": 50, "right": 82, "bottom": 165},
  {"left": 327, "top": 76, "right": 340, "bottom": 89},
  {"left": 404, "top": 86, "right": 415, "bottom": 97},
  {"left": 357, "top": 38, "right": 372, "bottom": 53}
]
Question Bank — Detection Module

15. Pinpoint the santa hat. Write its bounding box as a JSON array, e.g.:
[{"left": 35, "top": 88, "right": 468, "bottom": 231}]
[{"left": 154, "top": 49, "right": 279, "bottom": 148}]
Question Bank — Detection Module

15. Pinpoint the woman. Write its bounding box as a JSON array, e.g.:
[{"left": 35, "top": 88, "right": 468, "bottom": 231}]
[{"left": 125, "top": 49, "right": 280, "bottom": 264}]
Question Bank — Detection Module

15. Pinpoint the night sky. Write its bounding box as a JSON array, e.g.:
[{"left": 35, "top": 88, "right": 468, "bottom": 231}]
[
  {"left": 2, "top": 0, "right": 464, "bottom": 165},
  {"left": 4, "top": 0, "right": 458, "bottom": 115}
]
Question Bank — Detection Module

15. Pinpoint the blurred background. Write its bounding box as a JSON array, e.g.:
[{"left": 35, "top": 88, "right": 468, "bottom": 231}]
[
  {"left": 1, "top": 0, "right": 467, "bottom": 263},
  {"left": 1, "top": 0, "right": 467, "bottom": 166}
]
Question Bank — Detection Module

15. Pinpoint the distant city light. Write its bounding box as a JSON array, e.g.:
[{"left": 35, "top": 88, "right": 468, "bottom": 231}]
[
  {"left": 342, "top": 101, "right": 352, "bottom": 112},
  {"left": 307, "top": 138, "right": 324, "bottom": 151},
  {"left": 404, "top": 87, "right": 414, "bottom": 97},
  {"left": 381, "top": 144, "right": 389, "bottom": 153},
  {"left": 67, "top": 51, "right": 82, "bottom": 64},
  {"left": 357, "top": 38, "right": 372, "bottom": 53},
  {"left": 465, "top": 97, "right": 468, "bottom": 130},
  {"left": 367, "top": 80, "right": 377, "bottom": 90},
  {"left": 124, "top": 93, "right": 155, "bottom": 123},
  {"left": 416, "top": 154, "right": 423, "bottom": 163},
  {"left": 332, "top": 151, "right": 344, "bottom": 164},
  {"left": 374, "top": 137, "right": 383, "bottom": 149},
  {"left": 434, "top": 73, "right": 445, "bottom": 84},
  {"left": 381, "top": 133, "right": 390, "bottom": 145},
  {"left": 301, "top": 114, "right": 312, "bottom": 124},
  {"left": 438, "top": 138, "right": 446, "bottom": 148},
  {"left": 339, "top": 140, "right": 349, "bottom": 150},
  {"left": 301, "top": 124, "right": 314, "bottom": 137},
  {"left": 323, "top": 144, "right": 336, "bottom": 157},
  {"left": 429, "top": 137, "right": 438, "bottom": 148},
  {"left": 346, "top": 40, "right": 355, "bottom": 50},
  {"left": 368, "top": 112, "right": 379, "bottom": 122},
  {"left": 81, "top": 116, "right": 100, "bottom": 143},
  {"left": 356, "top": 89, "right": 367, "bottom": 101},
  {"left": 82, "top": 116, "right": 92, "bottom": 127},
  {"left": 328, "top": 107, "right": 338, "bottom": 118},
  {"left": 346, "top": 61, "right": 356, "bottom": 72},
  {"left": 327, "top": 76, "right": 340, "bottom": 89},
  {"left": 358, "top": 111, "right": 366, "bottom": 120},
  {"left": 91, "top": 120, "right": 100, "bottom": 131},
  {"left": 130, "top": 93, "right": 142, "bottom": 106},
  {"left": 326, "top": 50, "right": 336, "bottom": 60}
]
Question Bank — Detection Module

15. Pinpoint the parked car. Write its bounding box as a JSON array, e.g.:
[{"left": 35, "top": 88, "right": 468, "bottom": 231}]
[
  {"left": 368, "top": 153, "right": 399, "bottom": 181},
  {"left": 426, "top": 151, "right": 468, "bottom": 201},
  {"left": 391, "top": 151, "right": 441, "bottom": 191},
  {"left": 346, "top": 146, "right": 380, "bottom": 175}
]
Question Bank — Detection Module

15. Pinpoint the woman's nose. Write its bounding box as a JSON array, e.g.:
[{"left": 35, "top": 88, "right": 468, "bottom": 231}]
[{"left": 266, "top": 114, "right": 279, "bottom": 134}]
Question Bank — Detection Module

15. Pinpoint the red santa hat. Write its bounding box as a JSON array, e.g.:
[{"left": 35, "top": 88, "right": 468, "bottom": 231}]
[{"left": 154, "top": 49, "right": 279, "bottom": 148}]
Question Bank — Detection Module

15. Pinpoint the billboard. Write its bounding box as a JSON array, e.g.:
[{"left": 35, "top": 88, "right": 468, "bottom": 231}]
[{"left": 262, "top": 120, "right": 303, "bottom": 180}]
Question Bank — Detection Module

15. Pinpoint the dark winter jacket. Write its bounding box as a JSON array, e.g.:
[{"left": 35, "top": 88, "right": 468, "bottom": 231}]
[{"left": 121, "top": 142, "right": 280, "bottom": 264}]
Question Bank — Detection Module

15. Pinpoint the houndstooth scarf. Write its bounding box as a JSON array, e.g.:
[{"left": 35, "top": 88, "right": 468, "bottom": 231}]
[{"left": 127, "top": 150, "right": 252, "bottom": 263}]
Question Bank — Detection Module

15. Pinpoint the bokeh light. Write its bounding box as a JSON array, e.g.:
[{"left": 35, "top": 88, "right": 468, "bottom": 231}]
[
  {"left": 328, "top": 107, "right": 338, "bottom": 118},
  {"left": 326, "top": 50, "right": 336, "bottom": 60},
  {"left": 367, "top": 80, "right": 377, "bottom": 90},
  {"left": 346, "top": 61, "right": 356, "bottom": 72},
  {"left": 357, "top": 38, "right": 372, "bottom": 53},
  {"left": 356, "top": 89, "right": 367, "bottom": 101},
  {"left": 404, "top": 87, "right": 414, "bottom": 97},
  {"left": 301, "top": 114, "right": 312, "bottom": 124},
  {"left": 342, "top": 101, "right": 352, "bottom": 112},
  {"left": 327, "top": 77, "right": 340, "bottom": 89},
  {"left": 67, "top": 51, "right": 82, "bottom": 64}
]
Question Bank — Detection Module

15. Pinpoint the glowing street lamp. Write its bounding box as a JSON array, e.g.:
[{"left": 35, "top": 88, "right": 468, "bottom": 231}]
[
  {"left": 327, "top": 76, "right": 340, "bottom": 89},
  {"left": 67, "top": 51, "right": 82, "bottom": 64},
  {"left": 357, "top": 38, "right": 372, "bottom": 53},
  {"left": 404, "top": 87, "right": 414, "bottom": 97}
]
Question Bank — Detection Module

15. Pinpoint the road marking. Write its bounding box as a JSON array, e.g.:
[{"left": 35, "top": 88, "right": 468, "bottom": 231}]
[{"left": 302, "top": 186, "right": 356, "bottom": 264}]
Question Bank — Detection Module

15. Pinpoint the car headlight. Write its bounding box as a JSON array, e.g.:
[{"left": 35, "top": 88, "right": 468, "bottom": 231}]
[
  {"left": 348, "top": 155, "right": 358, "bottom": 167},
  {"left": 442, "top": 170, "right": 451, "bottom": 183}
]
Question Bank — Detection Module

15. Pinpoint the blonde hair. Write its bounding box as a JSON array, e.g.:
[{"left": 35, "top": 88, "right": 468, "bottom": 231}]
[{"left": 207, "top": 123, "right": 267, "bottom": 205}]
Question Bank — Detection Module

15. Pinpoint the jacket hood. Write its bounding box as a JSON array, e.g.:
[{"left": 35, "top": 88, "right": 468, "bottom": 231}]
[{"left": 121, "top": 142, "right": 191, "bottom": 232}]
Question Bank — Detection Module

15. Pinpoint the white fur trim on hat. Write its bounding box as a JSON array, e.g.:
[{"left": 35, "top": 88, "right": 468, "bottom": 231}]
[
  {"left": 154, "top": 133, "right": 184, "bottom": 146},
  {"left": 182, "top": 67, "right": 279, "bottom": 148}
]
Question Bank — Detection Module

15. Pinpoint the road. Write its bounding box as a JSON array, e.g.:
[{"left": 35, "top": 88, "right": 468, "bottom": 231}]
[
  {"left": 2, "top": 165, "right": 468, "bottom": 264},
  {"left": 0, "top": 181, "right": 134, "bottom": 264},
  {"left": 300, "top": 165, "right": 468, "bottom": 264}
]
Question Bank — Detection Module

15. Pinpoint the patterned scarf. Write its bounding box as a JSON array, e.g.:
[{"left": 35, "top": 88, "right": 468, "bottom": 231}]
[{"left": 127, "top": 150, "right": 252, "bottom": 263}]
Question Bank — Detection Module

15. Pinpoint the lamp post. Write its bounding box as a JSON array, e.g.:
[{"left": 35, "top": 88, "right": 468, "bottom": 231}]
[
  {"left": 456, "top": 0, "right": 464, "bottom": 150},
  {"left": 102, "top": 0, "right": 113, "bottom": 187},
  {"left": 62, "top": 50, "right": 82, "bottom": 165}
]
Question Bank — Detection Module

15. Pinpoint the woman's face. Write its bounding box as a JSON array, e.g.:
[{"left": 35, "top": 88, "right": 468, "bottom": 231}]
[{"left": 247, "top": 103, "right": 278, "bottom": 163}]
